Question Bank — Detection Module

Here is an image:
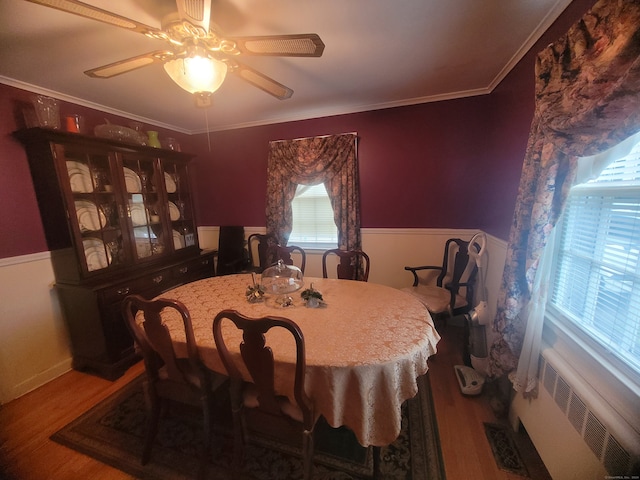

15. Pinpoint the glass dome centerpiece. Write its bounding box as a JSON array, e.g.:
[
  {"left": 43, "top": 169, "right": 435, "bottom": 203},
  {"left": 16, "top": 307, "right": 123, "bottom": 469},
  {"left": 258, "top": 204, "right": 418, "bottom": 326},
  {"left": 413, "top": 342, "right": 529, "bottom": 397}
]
[{"left": 261, "top": 259, "right": 304, "bottom": 307}]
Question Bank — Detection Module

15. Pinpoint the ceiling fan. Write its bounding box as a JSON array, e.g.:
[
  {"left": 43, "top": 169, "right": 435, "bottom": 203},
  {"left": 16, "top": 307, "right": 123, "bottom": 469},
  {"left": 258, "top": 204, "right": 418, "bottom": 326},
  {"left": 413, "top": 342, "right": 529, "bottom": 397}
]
[{"left": 24, "top": 0, "right": 325, "bottom": 107}]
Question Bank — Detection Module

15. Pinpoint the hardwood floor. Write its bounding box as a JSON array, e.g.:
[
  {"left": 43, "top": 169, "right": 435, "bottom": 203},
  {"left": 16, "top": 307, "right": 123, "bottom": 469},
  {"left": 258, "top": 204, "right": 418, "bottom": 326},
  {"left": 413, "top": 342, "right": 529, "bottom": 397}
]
[
  {"left": 429, "top": 323, "right": 551, "bottom": 480},
  {"left": 0, "top": 323, "right": 549, "bottom": 480}
]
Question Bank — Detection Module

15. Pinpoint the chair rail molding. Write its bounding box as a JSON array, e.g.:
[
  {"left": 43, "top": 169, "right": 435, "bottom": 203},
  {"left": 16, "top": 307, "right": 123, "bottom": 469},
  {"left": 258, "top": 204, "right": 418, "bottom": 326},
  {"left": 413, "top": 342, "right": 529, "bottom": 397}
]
[{"left": 1, "top": 228, "right": 507, "bottom": 404}]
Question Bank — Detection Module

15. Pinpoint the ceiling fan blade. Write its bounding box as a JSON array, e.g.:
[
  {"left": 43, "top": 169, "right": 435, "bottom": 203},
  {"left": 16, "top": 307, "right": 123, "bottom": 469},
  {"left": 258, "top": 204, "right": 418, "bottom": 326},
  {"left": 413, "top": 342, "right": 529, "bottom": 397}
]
[
  {"left": 230, "top": 62, "right": 293, "bottom": 100},
  {"left": 23, "top": 0, "right": 164, "bottom": 37},
  {"left": 230, "top": 34, "right": 325, "bottom": 57},
  {"left": 175, "top": 0, "right": 211, "bottom": 35},
  {"left": 85, "top": 51, "right": 172, "bottom": 79}
]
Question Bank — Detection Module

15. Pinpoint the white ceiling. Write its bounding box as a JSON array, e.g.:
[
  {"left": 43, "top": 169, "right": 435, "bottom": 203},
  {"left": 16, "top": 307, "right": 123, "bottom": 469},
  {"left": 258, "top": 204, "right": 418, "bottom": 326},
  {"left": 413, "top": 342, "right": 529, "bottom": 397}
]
[{"left": 0, "top": 0, "right": 571, "bottom": 133}]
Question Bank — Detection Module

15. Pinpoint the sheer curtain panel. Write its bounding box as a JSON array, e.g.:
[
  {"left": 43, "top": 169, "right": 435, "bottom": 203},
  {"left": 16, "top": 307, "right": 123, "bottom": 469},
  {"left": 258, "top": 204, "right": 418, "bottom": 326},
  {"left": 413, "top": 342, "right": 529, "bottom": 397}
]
[{"left": 489, "top": 0, "right": 640, "bottom": 395}]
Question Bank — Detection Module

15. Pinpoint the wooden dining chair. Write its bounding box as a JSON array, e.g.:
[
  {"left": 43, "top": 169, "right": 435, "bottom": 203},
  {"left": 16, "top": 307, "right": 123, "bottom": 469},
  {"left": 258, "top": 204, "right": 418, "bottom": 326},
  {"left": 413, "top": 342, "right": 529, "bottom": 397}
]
[
  {"left": 122, "top": 295, "right": 228, "bottom": 478},
  {"left": 321, "top": 248, "right": 370, "bottom": 281},
  {"left": 212, "top": 309, "right": 316, "bottom": 480},
  {"left": 247, "top": 233, "right": 279, "bottom": 273},
  {"left": 402, "top": 237, "right": 479, "bottom": 321},
  {"left": 217, "top": 225, "right": 250, "bottom": 275},
  {"left": 267, "top": 244, "right": 307, "bottom": 274}
]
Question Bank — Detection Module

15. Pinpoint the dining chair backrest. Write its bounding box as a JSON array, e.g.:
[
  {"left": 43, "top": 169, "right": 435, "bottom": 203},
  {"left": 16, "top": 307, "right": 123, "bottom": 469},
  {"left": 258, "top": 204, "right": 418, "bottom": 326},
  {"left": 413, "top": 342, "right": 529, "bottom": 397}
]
[
  {"left": 247, "top": 233, "right": 279, "bottom": 273},
  {"left": 321, "top": 248, "right": 370, "bottom": 281},
  {"left": 403, "top": 237, "right": 480, "bottom": 318},
  {"left": 268, "top": 244, "right": 306, "bottom": 274},
  {"left": 213, "top": 309, "right": 312, "bottom": 421},
  {"left": 122, "top": 295, "right": 203, "bottom": 387},
  {"left": 122, "top": 295, "right": 226, "bottom": 474},
  {"left": 213, "top": 309, "right": 316, "bottom": 479},
  {"left": 217, "top": 226, "right": 248, "bottom": 275},
  {"left": 438, "top": 238, "right": 478, "bottom": 304}
]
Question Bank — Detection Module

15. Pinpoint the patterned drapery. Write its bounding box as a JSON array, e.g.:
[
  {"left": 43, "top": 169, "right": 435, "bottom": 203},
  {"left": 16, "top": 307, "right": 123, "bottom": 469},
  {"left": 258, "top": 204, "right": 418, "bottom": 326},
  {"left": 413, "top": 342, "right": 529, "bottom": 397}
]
[
  {"left": 266, "top": 133, "right": 361, "bottom": 250},
  {"left": 489, "top": 0, "right": 640, "bottom": 391}
]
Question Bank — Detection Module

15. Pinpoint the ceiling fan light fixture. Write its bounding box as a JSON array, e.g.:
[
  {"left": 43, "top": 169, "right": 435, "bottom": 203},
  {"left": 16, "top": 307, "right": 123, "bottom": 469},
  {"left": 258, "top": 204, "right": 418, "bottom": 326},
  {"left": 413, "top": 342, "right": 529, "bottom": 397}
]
[
  {"left": 163, "top": 49, "right": 227, "bottom": 98},
  {"left": 27, "top": 0, "right": 325, "bottom": 105}
]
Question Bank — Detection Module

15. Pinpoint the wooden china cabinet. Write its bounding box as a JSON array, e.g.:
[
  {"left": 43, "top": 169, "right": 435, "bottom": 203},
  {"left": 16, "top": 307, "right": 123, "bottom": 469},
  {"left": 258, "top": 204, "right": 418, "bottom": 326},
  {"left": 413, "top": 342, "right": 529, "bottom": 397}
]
[{"left": 15, "top": 127, "right": 215, "bottom": 379}]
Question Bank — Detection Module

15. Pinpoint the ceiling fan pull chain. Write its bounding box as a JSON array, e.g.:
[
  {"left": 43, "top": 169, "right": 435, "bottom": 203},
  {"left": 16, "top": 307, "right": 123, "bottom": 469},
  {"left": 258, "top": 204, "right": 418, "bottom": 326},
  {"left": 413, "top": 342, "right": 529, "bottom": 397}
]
[{"left": 205, "top": 109, "right": 211, "bottom": 152}]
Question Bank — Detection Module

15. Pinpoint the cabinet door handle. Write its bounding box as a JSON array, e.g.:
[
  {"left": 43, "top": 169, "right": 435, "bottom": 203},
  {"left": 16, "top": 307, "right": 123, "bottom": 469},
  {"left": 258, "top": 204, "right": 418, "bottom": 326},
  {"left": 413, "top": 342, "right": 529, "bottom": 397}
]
[
  {"left": 117, "top": 287, "right": 130, "bottom": 296},
  {"left": 179, "top": 267, "right": 188, "bottom": 274},
  {"left": 153, "top": 275, "right": 163, "bottom": 284},
  {"left": 201, "top": 259, "right": 210, "bottom": 265}
]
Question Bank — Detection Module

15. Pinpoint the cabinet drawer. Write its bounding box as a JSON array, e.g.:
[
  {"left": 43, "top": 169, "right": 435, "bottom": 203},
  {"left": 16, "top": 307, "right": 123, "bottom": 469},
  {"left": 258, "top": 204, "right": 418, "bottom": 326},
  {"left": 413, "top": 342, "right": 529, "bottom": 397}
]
[
  {"left": 172, "top": 255, "right": 215, "bottom": 283},
  {"left": 101, "top": 270, "right": 173, "bottom": 303}
]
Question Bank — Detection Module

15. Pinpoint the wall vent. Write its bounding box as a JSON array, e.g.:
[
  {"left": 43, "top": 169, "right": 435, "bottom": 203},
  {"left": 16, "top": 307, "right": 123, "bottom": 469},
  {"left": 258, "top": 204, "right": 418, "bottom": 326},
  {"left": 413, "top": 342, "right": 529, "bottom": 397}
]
[
  {"left": 567, "top": 393, "right": 586, "bottom": 433},
  {"left": 540, "top": 356, "right": 638, "bottom": 475}
]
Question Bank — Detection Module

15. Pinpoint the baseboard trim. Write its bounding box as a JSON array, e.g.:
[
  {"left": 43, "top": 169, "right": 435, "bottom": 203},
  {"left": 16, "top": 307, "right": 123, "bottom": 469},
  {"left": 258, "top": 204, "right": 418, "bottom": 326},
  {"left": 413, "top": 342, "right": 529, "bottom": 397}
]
[{"left": 7, "top": 358, "right": 73, "bottom": 403}]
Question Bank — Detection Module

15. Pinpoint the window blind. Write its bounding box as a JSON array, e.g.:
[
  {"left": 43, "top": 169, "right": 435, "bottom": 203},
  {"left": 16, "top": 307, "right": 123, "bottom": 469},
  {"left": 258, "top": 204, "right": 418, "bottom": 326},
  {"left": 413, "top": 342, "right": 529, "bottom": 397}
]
[
  {"left": 289, "top": 183, "right": 338, "bottom": 247},
  {"left": 551, "top": 143, "right": 640, "bottom": 374}
]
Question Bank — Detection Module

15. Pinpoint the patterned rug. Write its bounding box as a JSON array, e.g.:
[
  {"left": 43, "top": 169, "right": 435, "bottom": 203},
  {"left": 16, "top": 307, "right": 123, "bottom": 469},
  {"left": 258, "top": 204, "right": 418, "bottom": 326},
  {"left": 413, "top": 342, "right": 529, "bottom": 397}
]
[
  {"left": 51, "top": 374, "right": 445, "bottom": 479},
  {"left": 483, "top": 423, "right": 530, "bottom": 477}
]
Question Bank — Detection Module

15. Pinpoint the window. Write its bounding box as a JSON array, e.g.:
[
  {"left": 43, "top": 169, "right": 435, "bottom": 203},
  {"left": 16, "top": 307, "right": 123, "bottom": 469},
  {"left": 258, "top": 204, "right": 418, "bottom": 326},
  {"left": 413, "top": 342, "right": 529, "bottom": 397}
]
[
  {"left": 550, "top": 139, "right": 640, "bottom": 375},
  {"left": 289, "top": 183, "right": 338, "bottom": 249}
]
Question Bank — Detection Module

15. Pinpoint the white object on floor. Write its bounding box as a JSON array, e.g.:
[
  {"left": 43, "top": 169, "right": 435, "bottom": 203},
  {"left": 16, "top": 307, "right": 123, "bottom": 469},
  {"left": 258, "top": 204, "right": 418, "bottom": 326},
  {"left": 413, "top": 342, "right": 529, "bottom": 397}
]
[{"left": 454, "top": 364, "right": 485, "bottom": 395}]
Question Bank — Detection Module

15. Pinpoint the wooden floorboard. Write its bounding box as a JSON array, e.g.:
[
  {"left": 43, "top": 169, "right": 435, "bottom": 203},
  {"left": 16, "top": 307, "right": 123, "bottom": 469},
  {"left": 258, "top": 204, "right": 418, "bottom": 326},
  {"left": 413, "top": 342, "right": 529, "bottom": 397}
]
[
  {"left": 0, "top": 362, "right": 143, "bottom": 480},
  {"left": 0, "top": 323, "right": 549, "bottom": 480},
  {"left": 430, "top": 323, "right": 551, "bottom": 480}
]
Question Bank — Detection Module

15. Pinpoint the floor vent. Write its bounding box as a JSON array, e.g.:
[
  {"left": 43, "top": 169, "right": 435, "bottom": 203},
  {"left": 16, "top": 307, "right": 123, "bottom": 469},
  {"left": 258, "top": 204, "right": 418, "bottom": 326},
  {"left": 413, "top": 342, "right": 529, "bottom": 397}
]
[{"left": 540, "top": 356, "right": 638, "bottom": 475}]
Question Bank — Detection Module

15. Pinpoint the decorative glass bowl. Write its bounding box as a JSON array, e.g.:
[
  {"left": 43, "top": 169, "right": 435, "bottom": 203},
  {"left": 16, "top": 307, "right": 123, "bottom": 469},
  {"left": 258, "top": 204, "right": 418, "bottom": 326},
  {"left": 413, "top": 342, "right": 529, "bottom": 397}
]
[
  {"left": 94, "top": 124, "right": 147, "bottom": 145},
  {"left": 261, "top": 259, "right": 304, "bottom": 307}
]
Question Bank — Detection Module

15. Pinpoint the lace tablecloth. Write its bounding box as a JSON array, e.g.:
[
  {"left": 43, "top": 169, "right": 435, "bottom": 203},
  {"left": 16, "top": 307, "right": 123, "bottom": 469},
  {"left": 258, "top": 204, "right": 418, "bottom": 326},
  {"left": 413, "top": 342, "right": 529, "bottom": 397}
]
[{"left": 153, "top": 274, "right": 440, "bottom": 446}]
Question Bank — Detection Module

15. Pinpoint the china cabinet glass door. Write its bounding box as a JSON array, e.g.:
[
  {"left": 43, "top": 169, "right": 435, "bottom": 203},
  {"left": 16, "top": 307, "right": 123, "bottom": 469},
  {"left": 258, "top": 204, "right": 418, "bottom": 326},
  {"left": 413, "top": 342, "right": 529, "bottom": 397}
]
[
  {"left": 120, "top": 154, "right": 170, "bottom": 263},
  {"left": 60, "top": 146, "right": 125, "bottom": 273},
  {"left": 52, "top": 139, "right": 199, "bottom": 277},
  {"left": 162, "top": 160, "right": 197, "bottom": 252}
]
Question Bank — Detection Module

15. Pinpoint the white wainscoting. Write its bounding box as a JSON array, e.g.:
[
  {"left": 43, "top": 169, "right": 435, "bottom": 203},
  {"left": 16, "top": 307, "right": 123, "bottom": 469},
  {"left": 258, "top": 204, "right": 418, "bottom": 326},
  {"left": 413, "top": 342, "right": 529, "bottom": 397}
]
[
  {"left": 0, "top": 228, "right": 507, "bottom": 405},
  {"left": 0, "top": 252, "right": 72, "bottom": 404},
  {"left": 199, "top": 226, "right": 508, "bottom": 327}
]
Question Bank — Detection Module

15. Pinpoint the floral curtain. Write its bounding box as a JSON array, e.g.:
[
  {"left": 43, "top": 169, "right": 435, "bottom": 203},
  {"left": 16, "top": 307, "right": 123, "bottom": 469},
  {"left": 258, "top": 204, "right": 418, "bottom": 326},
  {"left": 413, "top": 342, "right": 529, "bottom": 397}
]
[
  {"left": 488, "top": 0, "right": 640, "bottom": 394},
  {"left": 266, "top": 133, "right": 361, "bottom": 250}
]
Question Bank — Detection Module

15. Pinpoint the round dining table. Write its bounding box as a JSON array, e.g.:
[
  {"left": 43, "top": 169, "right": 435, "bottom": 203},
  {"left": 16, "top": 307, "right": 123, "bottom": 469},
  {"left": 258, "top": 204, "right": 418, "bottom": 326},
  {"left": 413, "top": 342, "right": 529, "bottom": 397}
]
[{"left": 153, "top": 273, "right": 440, "bottom": 447}]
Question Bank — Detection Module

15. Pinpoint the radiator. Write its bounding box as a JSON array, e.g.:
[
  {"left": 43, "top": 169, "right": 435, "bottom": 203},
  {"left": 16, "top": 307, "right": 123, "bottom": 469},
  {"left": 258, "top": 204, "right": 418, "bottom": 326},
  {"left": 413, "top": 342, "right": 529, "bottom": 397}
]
[{"left": 510, "top": 348, "right": 639, "bottom": 479}]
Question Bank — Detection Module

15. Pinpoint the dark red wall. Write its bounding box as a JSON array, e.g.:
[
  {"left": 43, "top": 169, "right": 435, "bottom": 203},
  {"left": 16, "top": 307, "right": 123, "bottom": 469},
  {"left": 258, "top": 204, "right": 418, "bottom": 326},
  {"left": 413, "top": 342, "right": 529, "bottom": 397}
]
[
  {"left": 189, "top": 97, "right": 501, "bottom": 230},
  {"left": 0, "top": 0, "right": 595, "bottom": 259},
  {"left": 0, "top": 87, "right": 48, "bottom": 256},
  {"left": 187, "top": 0, "right": 595, "bottom": 240}
]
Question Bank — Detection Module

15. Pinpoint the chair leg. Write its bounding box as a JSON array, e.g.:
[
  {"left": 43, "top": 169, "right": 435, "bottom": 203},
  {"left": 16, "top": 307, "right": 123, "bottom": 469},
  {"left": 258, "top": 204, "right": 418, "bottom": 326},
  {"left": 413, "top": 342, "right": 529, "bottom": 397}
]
[
  {"left": 142, "top": 394, "right": 161, "bottom": 465},
  {"left": 430, "top": 311, "right": 447, "bottom": 332},
  {"left": 372, "top": 446, "right": 381, "bottom": 480},
  {"left": 302, "top": 428, "right": 314, "bottom": 480},
  {"left": 197, "top": 393, "right": 213, "bottom": 480},
  {"left": 230, "top": 405, "right": 245, "bottom": 473}
]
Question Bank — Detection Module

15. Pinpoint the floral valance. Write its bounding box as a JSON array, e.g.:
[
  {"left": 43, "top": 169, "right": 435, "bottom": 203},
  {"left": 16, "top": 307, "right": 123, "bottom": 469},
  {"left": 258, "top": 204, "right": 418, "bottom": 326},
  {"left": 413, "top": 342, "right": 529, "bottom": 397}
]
[{"left": 265, "top": 133, "right": 361, "bottom": 250}]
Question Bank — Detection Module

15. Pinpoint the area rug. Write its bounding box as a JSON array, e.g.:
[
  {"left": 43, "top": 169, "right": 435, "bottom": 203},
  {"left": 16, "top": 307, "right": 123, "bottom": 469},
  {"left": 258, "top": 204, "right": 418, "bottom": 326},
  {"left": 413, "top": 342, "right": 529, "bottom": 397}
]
[
  {"left": 51, "top": 374, "right": 444, "bottom": 480},
  {"left": 483, "top": 422, "right": 530, "bottom": 477}
]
